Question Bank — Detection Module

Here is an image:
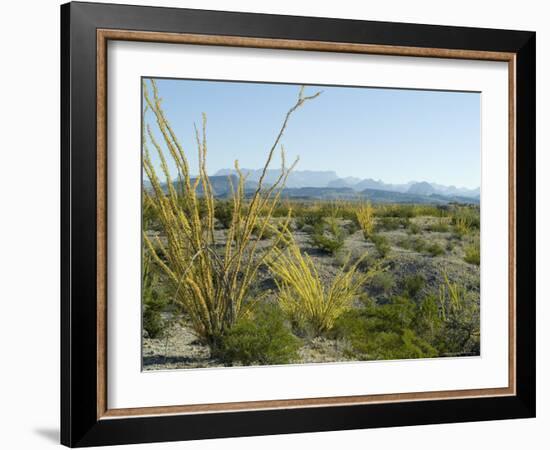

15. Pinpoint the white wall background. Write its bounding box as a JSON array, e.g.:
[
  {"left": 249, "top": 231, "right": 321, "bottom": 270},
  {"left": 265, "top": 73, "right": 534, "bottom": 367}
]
[{"left": 0, "top": 0, "right": 546, "bottom": 448}]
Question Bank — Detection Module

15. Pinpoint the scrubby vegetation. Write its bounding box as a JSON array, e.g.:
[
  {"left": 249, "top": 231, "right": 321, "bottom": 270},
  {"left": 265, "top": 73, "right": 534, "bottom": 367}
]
[
  {"left": 219, "top": 305, "right": 300, "bottom": 365},
  {"left": 141, "top": 79, "right": 481, "bottom": 370},
  {"left": 309, "top": 218, "right": 345, "bottom": 255},
  {"left": 464, "top": 240, "right": 480, "bottom": 265}
]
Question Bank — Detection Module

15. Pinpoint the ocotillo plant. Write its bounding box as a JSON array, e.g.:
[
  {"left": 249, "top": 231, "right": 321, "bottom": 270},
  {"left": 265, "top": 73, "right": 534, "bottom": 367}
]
[
  {"left": 142, "top": 79, "right": 320, "bottom": 351},
  {"left": 356, "top": 200, "right": 375, "bottom": 238},
  {"left": 268, "top": 231, "right": 380, "bottom": 335}
]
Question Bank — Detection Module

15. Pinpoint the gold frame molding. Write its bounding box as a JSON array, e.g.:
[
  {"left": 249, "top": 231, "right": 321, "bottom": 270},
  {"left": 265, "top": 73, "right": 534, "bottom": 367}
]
[{"left": 96, "top": 29, "right": 516, "bottom": 420}]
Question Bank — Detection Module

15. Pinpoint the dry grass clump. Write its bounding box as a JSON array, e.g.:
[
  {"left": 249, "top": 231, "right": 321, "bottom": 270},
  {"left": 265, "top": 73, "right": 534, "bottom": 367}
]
[
  {"left": 268, "top": 232, "right": 379, "bottom": 335},
  {"left": 142, "top": 79, "right": 320, "bottom": 349}
]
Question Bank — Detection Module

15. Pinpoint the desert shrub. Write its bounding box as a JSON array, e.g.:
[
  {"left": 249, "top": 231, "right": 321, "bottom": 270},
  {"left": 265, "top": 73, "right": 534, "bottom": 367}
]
[
  {"left": 142, "top": 251, "right": 168, "bottom": 338},
  {"left": 408, "top": 222, "right": 421, "bottom": 234},
  {"left": 369, "top": 271, "right": 395, "bottom": 296},
  {"left": 376, "top": 204, "right": 415, "bottom": 218},
  {"left": 331, "top": 298, "right": 437, "bottom": 360},
  {"left": 350, "top": 251, "right": 378, "bottom": 273},
  {"left": 356, "top": 201, "right": 375, "bottom": 238},
  {"left": 413, "top": 294, "right": 444, "bottom": 344},
  {"left": 433, "top": 270, "right": 480, "bottom": 355},
  {"left": 453, "top": 216, "right": 471, "bottom": 237},
  {"left": 426, "top": 242, "right": 445, "bottom": 257},
  {"left": 370, "top": 234, "right": 391, "bottom": 258},
  {"left": 413, "top": 205, "right": 445, "bottom": 217},
  {"left": 142, "top": 79, "right": 320, "bottom": 349},
  {"left": 321, "top": 201, "right": 341, "bottom": 219},
  {"left": 309, "top": 219, "right": 345, "bottom": 255},
  {"left": 396, "top": 237, "right": 412, "bottom": 250},
  {"left": 271, "top": 200, "right": 292, "bottom": 218},
  {"left": 251, "top": 222, "right": 275, "bottom": 240},
  {"left": 214, "top": 200, "right": 234, "bottom": 229},
  {"left": 397, "top": 236, "right": 428, "bottom": 253},
  {"left": 294, "top": 216, "right": 307, "bottom": 230},
  {"left": 295, "top": 209, "right": 324, "bottom": 230},
  {"left": 340, "top": 202, "right": 359, "bottom": 222},
  {"left": 219, "top": 305, "right": 300, "bottom": 365},
  {"left": 464, "top": 241, "right": 480, "bottom": 265},
  {"left": 331, "top": 269, "right": 480, "bottom": 360},
  {"left": 452, "top": 207, "right": 479, "bottom": 237},
  {"left": 412, "top": 237, "right": 428, "bottom": 252},
  {"left": 427, "top": 216, "right": 450, "bottom": 232},
  {"left": 344, "top": 219, "right": 360, "bottom": 235},
  {"left": 404, "top": 274, "right": 425, "bottom": 298},
  {"left": 376, "top": 216, "right": 409, "bottom": 232},
  {"left": 268, "top": 233, "right": 380, "bottom": 335}
]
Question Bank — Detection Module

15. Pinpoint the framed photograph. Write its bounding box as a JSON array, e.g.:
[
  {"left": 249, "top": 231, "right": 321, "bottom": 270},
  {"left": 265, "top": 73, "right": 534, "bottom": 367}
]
[{"left": 61, "top": 1, "right": 536, "bottom": 447}]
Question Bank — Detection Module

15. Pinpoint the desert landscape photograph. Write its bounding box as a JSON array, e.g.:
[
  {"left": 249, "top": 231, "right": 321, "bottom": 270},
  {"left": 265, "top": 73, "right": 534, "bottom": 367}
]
[{"left": 141, "top": 77, "right": 481, "bottom": 370}]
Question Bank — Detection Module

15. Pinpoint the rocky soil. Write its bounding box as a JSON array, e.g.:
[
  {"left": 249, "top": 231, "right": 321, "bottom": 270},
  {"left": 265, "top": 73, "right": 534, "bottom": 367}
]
[{"left": 143, "top": 215, "right": 480, "bottom": 371}]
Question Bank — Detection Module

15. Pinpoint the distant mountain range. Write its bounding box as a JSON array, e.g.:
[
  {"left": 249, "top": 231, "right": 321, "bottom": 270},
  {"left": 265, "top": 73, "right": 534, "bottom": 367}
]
[
  {"left": 213, "top": 168, "right": 480, "bottom": 200},
  {"left": 148, "top": 169, "right": 479, "bottom": 204}
]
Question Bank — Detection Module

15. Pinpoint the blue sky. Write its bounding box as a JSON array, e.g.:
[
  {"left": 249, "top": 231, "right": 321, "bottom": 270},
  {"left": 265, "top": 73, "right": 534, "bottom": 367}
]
[{"left": 143, "top": 78, "right": 480, "bottom": 189}]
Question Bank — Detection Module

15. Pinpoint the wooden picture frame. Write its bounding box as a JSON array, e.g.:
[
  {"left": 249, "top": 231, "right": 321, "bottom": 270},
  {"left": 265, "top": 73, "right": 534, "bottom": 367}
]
[{"left": 61, "top": 1, "right": 536, "bottom": 447}]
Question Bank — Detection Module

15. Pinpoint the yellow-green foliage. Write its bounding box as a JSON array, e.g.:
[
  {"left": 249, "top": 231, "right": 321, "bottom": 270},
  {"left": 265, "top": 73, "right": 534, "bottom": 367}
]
[
  {"left": 413, "top": 205, "right": 445, "bottom": 217},
  {"left": 454, "top": 215, "right": 471, "bottom": 236},
  {"left": 452, "top": 207, "right": 479, "bottom": 236},
  {"left": 464, "top": 240, "right": 480, "bottom": 265},
  {"left": 356, "top": 201, "right": 375, "bottom": 238},
  {"left": 438, "top": 270, "right": 466, "bottom": 321},
  {"left": 268, "top": 233, "right": 379, "bottom": 335},
  {"left": 142, "top": 79, "right": 320, "bottom": 348}
]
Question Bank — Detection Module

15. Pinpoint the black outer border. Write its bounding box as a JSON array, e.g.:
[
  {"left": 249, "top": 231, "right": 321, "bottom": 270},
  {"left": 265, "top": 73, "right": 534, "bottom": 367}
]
[{"left": 61, "top": 2, "right": 536, "bottom": 447}]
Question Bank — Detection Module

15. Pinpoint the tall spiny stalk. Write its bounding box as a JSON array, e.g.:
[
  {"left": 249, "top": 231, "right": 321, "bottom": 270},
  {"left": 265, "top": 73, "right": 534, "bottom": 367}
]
[{"left": 142, "top": 79, "right": 320, "bottom": 350}]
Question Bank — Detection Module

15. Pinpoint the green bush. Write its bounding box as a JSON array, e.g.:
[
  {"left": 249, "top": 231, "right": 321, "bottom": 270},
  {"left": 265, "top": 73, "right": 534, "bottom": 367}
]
[
  {"left": 219, "top": 305, "right": 300, "bottom": 365},
  {"left": 411, "top": 237, "right": 427, "bottom": 252},
  {"left": 143, "top": 298, "right": 167, "bottom": 339},
  {"left": 376, "top": 204, "right": 415, "bottom": 218},
  {"left": 369, "top": 271, "right": 395, "bottom": 295},
  {"left": 295, "top": 210, "right": 325, "bottom": 230},
  {"left": 404, "top": 274, "right": 425, "bottom": 298},
  {"left": 413, "top": 205, "right": 446, "bottom": 217},
  {"left": 142, "top": 255, "right": 168, "bottom": 339},
  {"left": 251, "top": 222, "right": 275, "bottom": 240},
  {"left": 370, "top": 234, "right": 391, "bottom": 258},
  {"left": 376, "top": 216, "right": 409, "bottom": 231},
  {"left": 344, "top": 219, "right": 360, "bottom": 235},
  {"left": 331, "top": 298, "right": 437, "bottom": 360},
  {"left": 428, "top": 221, "right": 449, "bottom": 232},
  {"left": 396, "top": 236, "right": 426, "bottom": 253},
  {"left": 426, "top": 242, "right": 445, "bottom": 257},
  {"left": 330, "top": 284, "right": 480, "bottom": 360},
  {"left": 408, "top": 222, "right": 421, "bottom": 234},
  {"left": 214, "top": 201, "right": 233, "bottom": 228},
  {"left": 309, "top": 219, "right": 345, "bottom": 255}
]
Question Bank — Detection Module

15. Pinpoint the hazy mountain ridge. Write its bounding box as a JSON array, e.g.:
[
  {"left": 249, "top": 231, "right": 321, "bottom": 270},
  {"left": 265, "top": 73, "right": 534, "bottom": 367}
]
[
  {"left": 151, "top": 176, "right": 478, "bottom": 204},
  {"left": 214, "top": 168, "right": 480, "bottom": 199}
]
